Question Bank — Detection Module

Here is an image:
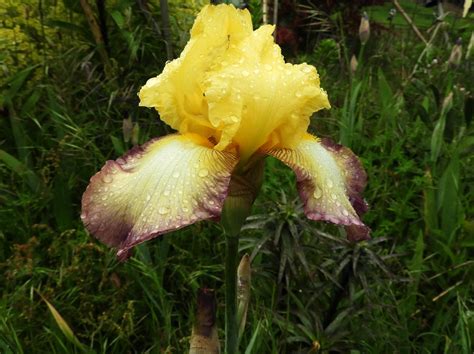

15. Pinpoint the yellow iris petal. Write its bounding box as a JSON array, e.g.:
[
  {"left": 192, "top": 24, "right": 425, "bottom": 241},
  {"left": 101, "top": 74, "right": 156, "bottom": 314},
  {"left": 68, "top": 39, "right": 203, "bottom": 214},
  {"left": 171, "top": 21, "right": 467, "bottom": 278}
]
[
  {"left": 139, "top": 4, "right": 330, "bottom": 166},
  {"left": 205, "top": 25, "right": 330, "bottom": 163},
  {"left": 81, "top": 134, "right": 238, "bottom": 258},
  {"left": 138, "top": 4, "right": 252, "bottom": 139}
]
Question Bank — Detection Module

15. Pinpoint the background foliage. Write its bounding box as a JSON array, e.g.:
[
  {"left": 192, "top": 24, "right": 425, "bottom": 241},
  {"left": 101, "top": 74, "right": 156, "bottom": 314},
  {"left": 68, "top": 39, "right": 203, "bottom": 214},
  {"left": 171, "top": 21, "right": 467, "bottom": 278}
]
[{"left": 1, "top": 0, "right": 473, "bottom": 352}]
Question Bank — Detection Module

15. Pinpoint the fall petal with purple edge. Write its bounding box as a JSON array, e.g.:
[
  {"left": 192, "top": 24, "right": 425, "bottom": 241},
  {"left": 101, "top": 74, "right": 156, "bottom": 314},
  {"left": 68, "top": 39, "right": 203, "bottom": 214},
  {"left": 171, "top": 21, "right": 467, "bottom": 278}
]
[
  {"left": 81, "top": 134, "right": 238, "bottom": 259},
  {"left": 268, "top": 134, "right": 369, "bottom": 237}
]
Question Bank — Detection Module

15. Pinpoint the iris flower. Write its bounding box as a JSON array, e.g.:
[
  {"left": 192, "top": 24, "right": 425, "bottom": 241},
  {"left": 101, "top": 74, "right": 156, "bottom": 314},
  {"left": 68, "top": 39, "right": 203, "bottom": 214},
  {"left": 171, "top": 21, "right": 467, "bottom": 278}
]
[{"left": 81, "top": 4, "right": 369, "bottom": 260}]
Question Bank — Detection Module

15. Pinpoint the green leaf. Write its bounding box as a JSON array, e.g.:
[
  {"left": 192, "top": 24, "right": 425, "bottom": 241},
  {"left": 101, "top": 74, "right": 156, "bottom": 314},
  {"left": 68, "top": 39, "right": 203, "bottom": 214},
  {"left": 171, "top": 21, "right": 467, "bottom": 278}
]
[
  {"left": 0, "top": 149, "right": 41, "bottom": 192},
  {"left": 110, "top": 135, "right": 125, "bottom": 155},
  {"left": 437, "top": 155, "right": 462, "bottom": 242},
  {"left": 38, "top": 293, "right": 86, "bottom": 352}
]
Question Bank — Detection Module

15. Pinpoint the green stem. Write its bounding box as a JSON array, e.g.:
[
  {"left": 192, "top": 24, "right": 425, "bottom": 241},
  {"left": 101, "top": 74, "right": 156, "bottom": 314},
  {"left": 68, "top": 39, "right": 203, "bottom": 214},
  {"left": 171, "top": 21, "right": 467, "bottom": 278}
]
[{"left": 225, "top": 233, "right": 239, "bottom": 354}]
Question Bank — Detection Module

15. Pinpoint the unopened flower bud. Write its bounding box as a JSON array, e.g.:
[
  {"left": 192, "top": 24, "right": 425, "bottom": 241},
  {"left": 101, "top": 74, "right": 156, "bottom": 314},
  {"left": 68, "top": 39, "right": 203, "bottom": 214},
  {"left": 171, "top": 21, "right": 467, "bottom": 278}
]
[
  {"left": 448, "top": 38, "right": 463, "bottom": 67},
  {"left": 441, "top": 92, "right": 453, "bottom": 115},
  {"left": 131, "top": 122, "right": 140, "bottom": 146},
  {"left": 359, "top": 12, "right": 370, "bottom": 44},
  {"left": 466, "top": 32, "right": 474, "bottom": 60},
  {"left": 122, "top": 117, "right": 133, "bottom": 142},
  {"left": 190, "top": 288, "right": 219, "bottom": 354},
  {"left": 350, "top": 55, "right": 358, "bottom": 74}
]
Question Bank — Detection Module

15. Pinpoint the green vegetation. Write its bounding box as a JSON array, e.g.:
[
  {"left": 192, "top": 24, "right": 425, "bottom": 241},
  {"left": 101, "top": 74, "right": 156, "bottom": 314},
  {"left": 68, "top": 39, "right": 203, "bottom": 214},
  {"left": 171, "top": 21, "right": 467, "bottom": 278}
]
[{"left": 1, "top": 0, "right": 473, "bottom": 353}]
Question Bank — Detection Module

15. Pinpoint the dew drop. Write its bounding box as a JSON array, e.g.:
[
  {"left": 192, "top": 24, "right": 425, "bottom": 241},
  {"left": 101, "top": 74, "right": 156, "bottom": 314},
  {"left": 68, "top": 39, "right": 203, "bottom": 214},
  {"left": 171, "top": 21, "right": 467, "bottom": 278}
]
[
  {"left": 229, "top": 115, "right": 239, "bottom": 123},
  {"left": 146, "top": 194, "right": 151, "bottom": 201},
  {"left": 302, "top": 66, "right": 312, "bottom": 73},
  {"left": 242, "top": 70, "right": 249, "bottom": 77},
  {"left": 326, "top": 179, "right": 334, "bottom": 188},
  {"left": 102, "top": 175, "right": 113, "bottom": 183},
  {"left": 295, "top": 91, "right": 303, "bottom": 98},
  {"left": 164, "top": 190, "right": 170, "bottom": 196},
  {"left": 172, "top": 171, "right": 180, "bottom": 178},
  {"left": 158, "top": 207, "right": 170, "bottom": 215},
  {"left": 331, "top": 193, "right": 337, "bottom": 200},
  {"left": 313, "top": 187, "right": 322, "bottom": 199},
  {"left": 209, "top": 200, "right": 215, "bottom": 205},
  {"left": 342, "top": 209, "right": 349, "bottom": 216},
  {"left": 198, "top": 169, "right": 209, "bottom": 177}
]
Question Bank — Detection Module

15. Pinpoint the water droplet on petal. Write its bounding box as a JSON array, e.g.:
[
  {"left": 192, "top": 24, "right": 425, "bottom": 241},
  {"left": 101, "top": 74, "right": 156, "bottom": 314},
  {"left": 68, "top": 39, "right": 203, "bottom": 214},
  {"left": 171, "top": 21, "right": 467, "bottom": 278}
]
[
  {"left": 198, "top": 169, "right": 209, "bottom": 177},
  {"left": 342, "top": 209, "right": 349, "bottom": 216},
  {"left": 102, "top": 175, "right": 113, "bottom": 183},
  {"left": 331, "top": 193, "right": 337, "bottom": 200},
  {"left": 242, "top": 70, "right": 249, "bottom": 77},
  {"left": 326, "top": 179, "right": 334, "bottom": 188},
  {"left": 158, "top": 207, "right": 169, "bottom": 215},
  {"left": 146, "top": 194, "right": 151, "bottom": 201},
  {"left": 230, "top": 115, "right": 239, "bottom": 123},
  {"left": 302, "top": 66, "right": 312, "bottom": 73},
  {"left": 313, "top": 187, "right": 323, "bottom": 199},
  {"left": 164, "top": 190, "right": 170, "bottom": 196},
  {"left": 172, "top": 171, "right": 180, "bottom": 178}
]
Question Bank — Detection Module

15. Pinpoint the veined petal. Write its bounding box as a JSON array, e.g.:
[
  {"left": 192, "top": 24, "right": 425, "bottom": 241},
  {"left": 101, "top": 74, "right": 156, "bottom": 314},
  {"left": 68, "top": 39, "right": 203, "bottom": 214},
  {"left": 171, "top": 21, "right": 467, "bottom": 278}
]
[
  {"left": 204, "top": 25, "right": 330, "bottom": 163},
  {"left": 138, "top": 4, "right": 252, "bottom": 138},
  {"left": 81, "top": 134, "right": 238, "bottom": 259},
  {"left": 268, "top": 134, "right": 369, "bottom": 239}
]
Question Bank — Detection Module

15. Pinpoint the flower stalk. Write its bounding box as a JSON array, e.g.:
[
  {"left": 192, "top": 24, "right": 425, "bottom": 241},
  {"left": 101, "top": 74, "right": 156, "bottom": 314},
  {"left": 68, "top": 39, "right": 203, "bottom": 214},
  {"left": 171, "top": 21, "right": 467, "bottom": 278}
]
[
  {"left": 221, "top": 192, "right": 253, "bottom": 354},
  {"left": 224, "top": 232, "right": 239, "bottom": 354}
]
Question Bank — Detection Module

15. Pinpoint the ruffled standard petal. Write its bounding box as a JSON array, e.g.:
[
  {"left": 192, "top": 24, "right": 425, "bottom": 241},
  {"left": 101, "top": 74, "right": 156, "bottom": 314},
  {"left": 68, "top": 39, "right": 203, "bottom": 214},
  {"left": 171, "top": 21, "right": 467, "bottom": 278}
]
[
  {"left": 138, "top": 4, "right": 252, "bottom": 138},
  {"left": 81, "top": 134, "right": 238, "bottom": 259},
  {"left": 268, "top": 134, "right": 369, "bottom": 239},
  {"left": 204, "top": 25, "right": 330, "bottom": 163}
]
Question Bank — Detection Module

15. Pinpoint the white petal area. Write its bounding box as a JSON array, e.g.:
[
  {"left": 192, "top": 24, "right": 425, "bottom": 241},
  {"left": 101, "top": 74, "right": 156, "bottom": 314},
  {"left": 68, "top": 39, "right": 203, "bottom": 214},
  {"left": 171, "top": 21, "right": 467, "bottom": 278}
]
[
  {"left": 268, "top": 135, "right": 368, "bottom": 229},
  {"left": 81, "top": 134, "right": 238, "bottom": 258}
]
